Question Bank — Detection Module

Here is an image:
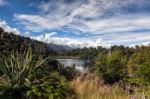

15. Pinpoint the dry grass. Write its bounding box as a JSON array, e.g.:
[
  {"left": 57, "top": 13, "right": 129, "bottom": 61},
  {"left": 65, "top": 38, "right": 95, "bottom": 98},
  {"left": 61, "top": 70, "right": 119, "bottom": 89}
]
[{"left": 70, "top": 73, "right": 146, "bottom": 99}]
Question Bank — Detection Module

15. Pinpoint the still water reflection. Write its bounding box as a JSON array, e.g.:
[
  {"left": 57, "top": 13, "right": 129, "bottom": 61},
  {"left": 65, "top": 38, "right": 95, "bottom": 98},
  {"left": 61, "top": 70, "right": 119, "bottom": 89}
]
[{"left": 57, "top": 59, "right": 88, "bottom": 71}]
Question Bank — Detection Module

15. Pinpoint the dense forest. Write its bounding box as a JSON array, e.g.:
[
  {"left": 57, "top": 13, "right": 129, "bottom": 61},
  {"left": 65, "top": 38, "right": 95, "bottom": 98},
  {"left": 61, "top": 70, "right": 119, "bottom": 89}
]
[
  {"left": 0, "top": 27, "right": 57, "bottom": 58},
  {"left": 0, "top": 27, "right": 150, "bottom": 99}
]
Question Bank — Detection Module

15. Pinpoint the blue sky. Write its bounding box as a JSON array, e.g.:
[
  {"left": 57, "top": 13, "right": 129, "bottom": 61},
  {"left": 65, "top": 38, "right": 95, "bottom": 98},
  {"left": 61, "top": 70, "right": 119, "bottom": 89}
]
[{"left": 0, "top": 0, "right": 150, "bottom": 47}]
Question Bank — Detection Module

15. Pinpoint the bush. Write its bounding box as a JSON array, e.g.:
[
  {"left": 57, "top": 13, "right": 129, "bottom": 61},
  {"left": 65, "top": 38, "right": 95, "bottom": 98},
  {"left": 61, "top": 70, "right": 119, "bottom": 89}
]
[
  {"left": 96, "top": 50, "right": 127, "bottom": 84},
  {"left": 61, "top": 66, "right": 79, "bottom": 81},
  {"left": 127, "top": 48, "right": 150, "bottom": 85},
  {"left": 25, "top": 72, "right": 72, "bottom": 99}
]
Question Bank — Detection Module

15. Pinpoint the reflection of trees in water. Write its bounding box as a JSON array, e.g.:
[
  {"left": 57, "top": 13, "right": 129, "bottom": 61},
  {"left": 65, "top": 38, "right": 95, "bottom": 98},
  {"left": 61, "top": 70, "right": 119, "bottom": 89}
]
[{"left": 57, "top": 59, "right": 90, "bottom": 71}]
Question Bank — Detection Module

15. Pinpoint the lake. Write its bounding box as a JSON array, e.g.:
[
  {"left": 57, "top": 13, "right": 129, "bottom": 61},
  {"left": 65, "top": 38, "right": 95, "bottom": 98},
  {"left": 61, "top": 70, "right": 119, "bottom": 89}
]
[{"left": 57, "top": 59, "right": 89, "bottom": 71}]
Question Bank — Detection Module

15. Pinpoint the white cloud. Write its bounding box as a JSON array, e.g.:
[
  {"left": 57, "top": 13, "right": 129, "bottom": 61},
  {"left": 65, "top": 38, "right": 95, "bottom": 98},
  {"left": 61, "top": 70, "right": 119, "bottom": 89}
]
[
  {"left": 14, "top": 0, "right": 150, "bottom": 47},
  {"left": 14, "top": 0, "right": 150, "bottom": 34},
  {"left": 102, "top": 32, "right": 150, "bottom": 44},
  {"left": 31, "top": 30, "right": 150, "bottom": 48},
  {"left": 24, "top": 31, "right": 30, "bottom": 37},
  {"left": 45, "top": 32, "right": 57, "bottom": 37},
  {"left": 14, "top": 0, "right": 141, "bottom": 32},
  {"left": 31, "top": 33, "right": 111, "bottom": 48},
  {"left": 141, "top": 42, "right": 150, "bottom": 46},
  {"left": 0, "top": 19, "right": 20, "bottom": 35},
  {"left": 67, "top": 15, "right": 150, "bottom": 34}
]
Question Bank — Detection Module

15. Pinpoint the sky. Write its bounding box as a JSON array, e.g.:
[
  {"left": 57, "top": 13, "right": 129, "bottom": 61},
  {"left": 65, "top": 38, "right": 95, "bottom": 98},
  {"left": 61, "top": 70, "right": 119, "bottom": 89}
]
[{"left": 0, "top": 0, "right": 150, "bottom": 48}]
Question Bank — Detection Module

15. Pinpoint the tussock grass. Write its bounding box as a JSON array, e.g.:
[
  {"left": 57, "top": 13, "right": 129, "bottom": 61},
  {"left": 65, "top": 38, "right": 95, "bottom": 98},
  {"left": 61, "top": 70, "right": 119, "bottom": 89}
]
[{"left": 70, "top": 73, "right": 146, "bottom": 99}]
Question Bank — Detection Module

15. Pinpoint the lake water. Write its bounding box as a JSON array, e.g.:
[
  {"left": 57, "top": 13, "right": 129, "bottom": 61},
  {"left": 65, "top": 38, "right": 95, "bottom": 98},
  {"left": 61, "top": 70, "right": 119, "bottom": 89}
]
[{"left": 57, "top": 59, "right": 88, "bottom": 71}]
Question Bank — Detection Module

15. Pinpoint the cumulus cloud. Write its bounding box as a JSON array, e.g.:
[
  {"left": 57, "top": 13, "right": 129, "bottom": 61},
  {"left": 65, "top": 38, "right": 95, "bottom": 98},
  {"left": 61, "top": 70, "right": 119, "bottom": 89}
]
[
  {"left": 31, "top": 33, "right": 111, "bottom": 48},
  {"left": 0, "top": 19, "right": 20, "bottom": 35},
  {"left": 14, "top": 0, "right": 150, "bottom": 47}
]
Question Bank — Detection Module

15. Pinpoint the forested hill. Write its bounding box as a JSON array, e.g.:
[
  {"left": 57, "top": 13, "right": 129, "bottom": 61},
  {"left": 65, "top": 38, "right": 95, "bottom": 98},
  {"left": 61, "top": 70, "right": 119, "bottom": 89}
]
[{"left": 0, "top": 27, "right": 57, "bottom": 57}]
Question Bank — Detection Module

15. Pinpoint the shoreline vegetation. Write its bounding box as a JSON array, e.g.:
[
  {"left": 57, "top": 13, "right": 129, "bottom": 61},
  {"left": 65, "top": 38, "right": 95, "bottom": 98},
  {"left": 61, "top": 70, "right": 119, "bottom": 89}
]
[{"left": 0, "top": 27, "right": 150, "bottom": 99}]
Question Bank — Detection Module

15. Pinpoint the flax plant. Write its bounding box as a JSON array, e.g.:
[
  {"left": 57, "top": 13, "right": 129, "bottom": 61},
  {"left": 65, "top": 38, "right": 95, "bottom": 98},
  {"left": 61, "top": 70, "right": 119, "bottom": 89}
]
[{"left": 0, "top": 48, "right": 48, "bottom": 96}]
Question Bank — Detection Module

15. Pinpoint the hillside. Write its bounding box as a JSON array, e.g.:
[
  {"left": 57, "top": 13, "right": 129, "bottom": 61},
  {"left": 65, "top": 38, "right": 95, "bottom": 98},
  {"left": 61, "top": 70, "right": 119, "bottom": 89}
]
[
  {"left": 0, "top": 27, "right": 57, "bottom": 57},
  {"left": 47, "top": 43, "right": 73, "bottom": 51}
]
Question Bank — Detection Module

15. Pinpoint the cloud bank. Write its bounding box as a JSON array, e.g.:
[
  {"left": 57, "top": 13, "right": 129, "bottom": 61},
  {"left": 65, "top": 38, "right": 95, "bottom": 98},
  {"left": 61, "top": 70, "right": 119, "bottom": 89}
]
[{"left": 31, "top": 33, "right": 111, "bottom": 48}]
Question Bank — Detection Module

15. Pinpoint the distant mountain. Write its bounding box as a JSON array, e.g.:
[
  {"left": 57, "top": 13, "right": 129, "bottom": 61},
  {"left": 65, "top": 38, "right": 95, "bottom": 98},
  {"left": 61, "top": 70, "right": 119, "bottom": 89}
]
[{"left": 47, "top": 43, "right": 73, "bottom": 52}]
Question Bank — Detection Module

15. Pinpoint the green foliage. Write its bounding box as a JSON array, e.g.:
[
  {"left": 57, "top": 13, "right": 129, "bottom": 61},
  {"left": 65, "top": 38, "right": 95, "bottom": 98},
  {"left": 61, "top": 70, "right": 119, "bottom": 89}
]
[
  {"left": 0, "top": 48, "right": 48, "bottom": 98},
  {"left": 94, "top": 45, "right": 150, "bottom": 87},
  {"left": 25, "top": 72, "right": 71, "bottom": 99},
  {"left": 127, "top": 46, "right": 150, "bottom": 85},
  {"left": 96, "top": 50, "right": 127, "bottom": 84}
]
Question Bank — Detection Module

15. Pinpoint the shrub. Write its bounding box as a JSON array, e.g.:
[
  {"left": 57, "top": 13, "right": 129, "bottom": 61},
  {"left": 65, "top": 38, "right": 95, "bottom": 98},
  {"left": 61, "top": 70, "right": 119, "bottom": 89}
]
[
  {"left": 25, "top": 72, "right": 72, "bottom": 99},
  {"left": 96, "top": 50, "right": 127, "bottom": 84},
  {"left": 0, "top": 48, "right": 34, "bottom": 98},
  {"left": 127, "top": 48, "right": 150, "bottom": 85}
]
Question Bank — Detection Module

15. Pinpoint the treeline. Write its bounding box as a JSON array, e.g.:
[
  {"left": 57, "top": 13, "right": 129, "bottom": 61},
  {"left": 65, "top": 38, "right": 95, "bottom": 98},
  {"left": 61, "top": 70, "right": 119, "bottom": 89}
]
[{"left": 59, "top": 46, "right": 107, "bottom": 59}]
